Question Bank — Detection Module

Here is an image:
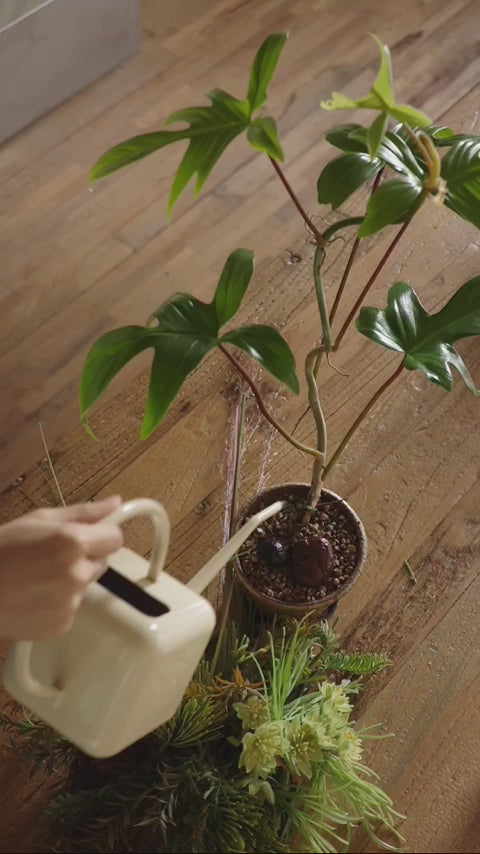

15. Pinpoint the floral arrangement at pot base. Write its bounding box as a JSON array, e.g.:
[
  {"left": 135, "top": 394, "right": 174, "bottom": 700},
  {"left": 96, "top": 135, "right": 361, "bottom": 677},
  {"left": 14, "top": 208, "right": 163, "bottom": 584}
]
[{"left": 1, "top": 619, "right": 402, "bottom": 853}]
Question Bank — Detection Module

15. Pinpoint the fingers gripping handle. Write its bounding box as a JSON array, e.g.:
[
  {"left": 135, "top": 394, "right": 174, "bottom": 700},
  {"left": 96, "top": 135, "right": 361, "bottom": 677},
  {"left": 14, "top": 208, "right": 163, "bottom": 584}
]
[{"left": 10, "top": 499, "right": 170, "bottom": 700}]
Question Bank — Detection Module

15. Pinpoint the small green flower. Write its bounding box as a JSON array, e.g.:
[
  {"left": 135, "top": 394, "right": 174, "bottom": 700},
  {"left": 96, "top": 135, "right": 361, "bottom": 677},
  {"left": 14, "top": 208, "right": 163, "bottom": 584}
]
[
  {"left": 239, "top": 722, "right": 283, "bottom": 778},
  {"left": 319, "top": 681, "right": 352, "bottom": 735},
  {"left": 284, "top": 718, "right": 330, "bottom": 778},
  {"left": 336, "top": 729, "right": 363, "bottom": 763},
  {"left": 234, "top": 696, "right": 269, "bottom": 731}
]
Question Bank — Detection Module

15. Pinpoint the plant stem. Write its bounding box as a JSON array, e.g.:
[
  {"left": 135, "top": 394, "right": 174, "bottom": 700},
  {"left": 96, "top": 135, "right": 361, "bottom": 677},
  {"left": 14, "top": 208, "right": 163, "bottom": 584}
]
[
  {"left": 269, "top": 157, "right": 325, "bottom": 247},
  {"left": 323, "top": 362, "right": 404, "bottom": 478},
  {"left": 333, "top": 220, "right": 411, "bottom": 350},
  {"left": 313, "top": 245, "right": 331, "bottom": 353},
  {"left": 218, "top": 344, "right": 323, "bottom": 464},
  {"left": 403, "top": 559, "right": 417, "bottom": 585},
  {"left": 304, "top": 348, "right": 327, "bottom": 512},
  {"left": 329, "top": 170, "right": 384, "bottom": 327}
]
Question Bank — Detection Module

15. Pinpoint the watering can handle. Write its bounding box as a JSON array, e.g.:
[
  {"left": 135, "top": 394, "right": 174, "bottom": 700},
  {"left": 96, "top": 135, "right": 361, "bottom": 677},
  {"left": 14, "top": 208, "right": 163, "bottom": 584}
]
[{"left": 9, "top": 498, "right": 170, "bottom": 700}]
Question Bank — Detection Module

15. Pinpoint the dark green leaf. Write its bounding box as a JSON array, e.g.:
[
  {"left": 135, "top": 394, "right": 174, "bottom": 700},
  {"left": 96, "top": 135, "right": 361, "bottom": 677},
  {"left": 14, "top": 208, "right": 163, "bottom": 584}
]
[
  {"left": 89, "top": 132, "right": 184, "bottom": 181},
  {"left": 441, "top": 138, "right": 480, "bottom": 228},
  {"left": 140, "top": 337, "right": 217, "bottom": 439},
  {"left": 79, "top": 327, "right": 156, "bottom": 438},
  {"left": 429, "top": 125, "right": 454, "bottom": 141},
  {"left": 428, "top": 129, "right": 480, "bottom": 147},
  {"left": 247, "top": 117, "right": 284, "bottom": 160},
  {"left": 246, "top": 32, "right": 288, "bottom": 115},
  {"left": 221, "top": 325, "right": 299, "bottom": 393},
  {"left": 356, "top": 278, "right": 480, "bottom": 393},
  {"left": 325, "top": 123, "right": 368, "bottom": 153},
  {"left": 367, "top": 112, "right": 388, "bottom": 158},
  {"left": 80, "top": 250, "right": 299, "bottom": 439},
  {"left": 164, "top": 89, "right": 250, "bottom": 216},
  {"left": 379, "top": 130, "right": 425, "bottom": 178},
  {"left": 89, "top": 34, "right": 288, "bottom": 216},
  {"left": 213, "top": 249, "right": 255, "bottom": 327},
  {"left": 317, "top": 152, "right": 381, "bottom": 209},
  {"left": 358, "top": 177, "right": 423, "bottom": 237},
  {"left": 79, "top": 299, "right": 219, "bottom": 439}
]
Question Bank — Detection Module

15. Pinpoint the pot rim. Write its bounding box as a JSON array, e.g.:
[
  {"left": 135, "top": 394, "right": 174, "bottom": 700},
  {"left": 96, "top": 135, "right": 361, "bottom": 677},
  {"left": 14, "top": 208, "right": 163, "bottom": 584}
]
[{"left": 235, "top": 483, "right": 367, "bottom": 613}]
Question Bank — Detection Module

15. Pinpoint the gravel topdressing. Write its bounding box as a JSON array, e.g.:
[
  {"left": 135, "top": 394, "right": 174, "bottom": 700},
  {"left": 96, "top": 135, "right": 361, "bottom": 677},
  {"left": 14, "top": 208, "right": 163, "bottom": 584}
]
[{"left": 239, "top": 491, "right": 361, "bottom": 604}]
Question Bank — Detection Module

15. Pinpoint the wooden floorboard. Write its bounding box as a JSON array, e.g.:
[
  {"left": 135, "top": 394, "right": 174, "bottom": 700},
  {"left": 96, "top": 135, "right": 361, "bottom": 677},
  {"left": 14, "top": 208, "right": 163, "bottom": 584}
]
[
  {"left": 0, "top": 2, "right": 480, "bottom": 853},
  {"left": 1, "top": 0, "right": 479, "bottom": 489}
]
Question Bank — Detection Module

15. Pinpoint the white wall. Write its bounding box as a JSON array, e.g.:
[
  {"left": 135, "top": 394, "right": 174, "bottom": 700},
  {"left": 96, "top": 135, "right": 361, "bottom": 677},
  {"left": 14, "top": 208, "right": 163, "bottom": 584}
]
[
  {"left": 0, "top": 0, "right": 46, "bottom": 30},
  {"left": 0, "top": 0, "right": 140, "bottom": 142}
]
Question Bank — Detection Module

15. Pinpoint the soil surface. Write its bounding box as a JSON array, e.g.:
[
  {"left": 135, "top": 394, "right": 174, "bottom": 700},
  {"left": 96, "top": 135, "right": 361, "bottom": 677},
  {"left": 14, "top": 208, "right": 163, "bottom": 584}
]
[{"left": 239, "top": 491, "right": 360, "bottom": 604}]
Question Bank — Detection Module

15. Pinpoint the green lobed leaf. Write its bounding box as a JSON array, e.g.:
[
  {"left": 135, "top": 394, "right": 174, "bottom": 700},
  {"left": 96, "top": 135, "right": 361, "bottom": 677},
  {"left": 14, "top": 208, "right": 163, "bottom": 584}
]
[
  {"left": 220, "top": 325, "right": 299, "bottom": 394},
  {"left": 89, "top": 131, "right": 185, "bottom": 181},
  {"left": 164, "top": 89, "right": 250, "bottom": 216},
  {"left": 320, "top": 90, "right": 382, "bottom": 113},
  {"left": 213, "top": 249, "right": 255, "bottom": 327},
  {"left": 247, "top": 117, "right": 284, "bottom": 160},
  {"left": 80, "top": 250, "right": 299, "bottom": 439},
  {"left": 387, "top": 102, "right": 430, "bottom": 128},
  {"left": 320, "top": 35, "right": 431, "bottom": 129},
  {"left": 79, "top": 327, "right": 157, "bottom": 438},
  {"left": 356, "top": 278, "right": 480, "bottom": 393},
  {"left": 441, "top": 138, "right": 480, "bottom": 229},
  {"left": 358, "top": 176, "right": 423, "bottom": 237},
  {"left": 246, "top": 32, "right": 288, "bottom": 115},
  {"left": 317, "top": 152, "right": 382, "bottom": 209},
  {"left": 370, "top": 36, "right": 394, "bottom": 104},
  {"left": 367, "top": 112, "right": 388, "bottom": 158},
  {"left": 89, "top": 34, "right": 288, "bottom": 217}
]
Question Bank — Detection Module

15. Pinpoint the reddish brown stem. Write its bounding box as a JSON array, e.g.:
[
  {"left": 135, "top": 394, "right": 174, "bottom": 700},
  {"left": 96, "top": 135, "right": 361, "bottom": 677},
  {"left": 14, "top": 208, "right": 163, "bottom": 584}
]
[
  {"left": 218, "top": 345, "right": 323, "bottom": 464},
  {"left": 333, "top": 220, "right": 411, "bottom": 350},
  {"left": 323, "top": 362, "right": 404, "bottom": 478},
  {"left": 269, "top": 157, "right": 325, "bottom": 247},
  {"left": 329, "top": 169, "right": 384, "bottom": 326}
]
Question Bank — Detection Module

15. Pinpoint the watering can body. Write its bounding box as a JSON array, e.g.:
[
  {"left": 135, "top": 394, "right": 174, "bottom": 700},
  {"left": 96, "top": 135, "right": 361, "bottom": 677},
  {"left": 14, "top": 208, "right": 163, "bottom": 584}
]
[
  {"left": 3, "top": 497, "right": 283, "bottom": 758},
  {"left": 3, "top": 536, "right": 215, "bottom": 758}
]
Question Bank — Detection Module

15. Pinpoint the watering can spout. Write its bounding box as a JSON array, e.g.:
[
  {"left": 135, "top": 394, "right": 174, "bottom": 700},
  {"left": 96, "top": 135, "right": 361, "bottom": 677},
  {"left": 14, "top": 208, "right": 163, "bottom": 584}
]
[{"left": 187, "top": 501, "right": 284, "bottom": 595}]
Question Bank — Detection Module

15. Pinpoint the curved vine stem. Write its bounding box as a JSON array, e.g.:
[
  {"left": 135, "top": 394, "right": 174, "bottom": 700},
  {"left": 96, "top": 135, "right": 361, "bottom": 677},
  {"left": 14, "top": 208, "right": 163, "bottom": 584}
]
[
  {"left": 304, "top": 347, "right": 327, "bottom": 514},
  {"left": 218, "top": 344, "right": 323, "bottom": 465}
]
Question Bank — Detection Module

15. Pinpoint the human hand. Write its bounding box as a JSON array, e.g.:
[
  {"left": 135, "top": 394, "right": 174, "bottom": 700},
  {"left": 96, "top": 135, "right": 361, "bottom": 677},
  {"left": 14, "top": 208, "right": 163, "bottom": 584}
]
[{"left": 0, "top": 496, "right": 124, "bottom": 641}]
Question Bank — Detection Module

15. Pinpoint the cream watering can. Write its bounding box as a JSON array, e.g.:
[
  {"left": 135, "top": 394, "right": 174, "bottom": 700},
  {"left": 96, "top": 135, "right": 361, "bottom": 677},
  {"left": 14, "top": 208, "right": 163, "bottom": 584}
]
[{"left": 3, "top": 497, "right": 283, "bottom": 758}]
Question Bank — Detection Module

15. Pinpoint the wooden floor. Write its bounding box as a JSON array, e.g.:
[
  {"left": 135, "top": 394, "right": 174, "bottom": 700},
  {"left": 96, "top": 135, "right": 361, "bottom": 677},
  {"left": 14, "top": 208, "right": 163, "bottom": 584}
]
[
  {"left": 0, "top": 0, "right": 479, "bottom": 489},
  {"left": 1, "top": 1, "right": 480, "bottom": 853}
]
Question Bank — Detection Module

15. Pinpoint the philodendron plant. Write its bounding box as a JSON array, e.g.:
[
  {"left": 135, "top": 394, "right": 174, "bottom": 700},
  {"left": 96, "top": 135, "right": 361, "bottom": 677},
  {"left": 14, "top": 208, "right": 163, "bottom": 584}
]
[{"left": 80, "top": 33, "right": 480, "bottom": 610}]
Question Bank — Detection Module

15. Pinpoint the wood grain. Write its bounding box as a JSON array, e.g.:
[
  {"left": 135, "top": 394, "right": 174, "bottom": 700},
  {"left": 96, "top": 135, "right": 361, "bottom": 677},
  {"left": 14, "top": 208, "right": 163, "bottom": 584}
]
[
  {"left": 1, "top": 1, "right": 480, "bottom": 852},
  {"left": 1, "top": 0, "right": 480, "bottom": 488}
]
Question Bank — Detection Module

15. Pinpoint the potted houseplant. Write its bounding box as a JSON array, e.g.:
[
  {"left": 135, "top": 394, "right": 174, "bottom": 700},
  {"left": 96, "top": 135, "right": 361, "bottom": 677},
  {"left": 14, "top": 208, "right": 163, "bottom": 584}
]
[{"left": 78, "top": 33, "right": 480, "bottom": 618}]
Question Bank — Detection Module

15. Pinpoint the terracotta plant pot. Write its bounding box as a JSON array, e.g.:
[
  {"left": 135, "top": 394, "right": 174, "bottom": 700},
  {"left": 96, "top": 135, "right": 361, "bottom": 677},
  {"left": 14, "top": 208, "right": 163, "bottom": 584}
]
[{"left": 235, "top": 483, "right": 367, "bottom": 618}]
